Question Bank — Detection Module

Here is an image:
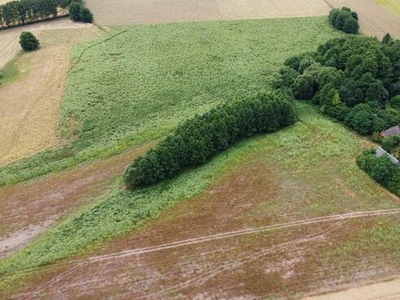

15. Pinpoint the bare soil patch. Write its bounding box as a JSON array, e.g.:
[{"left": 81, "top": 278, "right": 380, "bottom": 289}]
[
  {"left": 0, "top": 19, "right": 101, "bottom": 166},
  {"left": 0, "top": 142, "right": 155, "bottom": 259},
  {"left": 85, "top": 0, "right": 331, "bottom": 26},
  {"left": 326, "top": 0, "right": 400, "bottom": 39}
]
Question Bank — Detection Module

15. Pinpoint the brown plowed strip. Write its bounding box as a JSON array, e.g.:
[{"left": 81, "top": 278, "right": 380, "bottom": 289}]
[
  {"left": 85, "top": 0, "right": 331, "bottom": 26},
  {"left": 0, "top": 20, "right": 101, "bottom": 166},
  {"left": 325, "top": 0, "right": 400, "bottom": 39},
  {"left": 0, "top": 142, "right": 155, "bottom": 259}
]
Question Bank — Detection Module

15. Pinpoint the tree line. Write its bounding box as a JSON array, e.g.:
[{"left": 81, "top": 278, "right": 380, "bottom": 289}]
[
  {"left": 328, "top": 7, "right": 359, "bottom": 34},
  {"left": 275, "top": 34, "right": 400, "bottom": 136},
  {"left": 124, "top": 91, "right": 296, "bottom": 189},
  {"left": 0, "top": 0, "right": 87, "bottom": 28}
]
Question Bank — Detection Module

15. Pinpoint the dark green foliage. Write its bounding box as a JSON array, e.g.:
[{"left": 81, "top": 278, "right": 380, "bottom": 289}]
[
  {"left": 382, "top": 135, "right": 400, "bottom": 153},
  {"left": 329, "top": 7, "right": 359, "bottom": 34},
  {"left": 78, "top": 7, "right": 93, "bottom": 22},
  {"left": 69, "top": 2, "right": 81, "bottom": 21},
  {"left": 357, "top": 150, "right": 400, "bottom": 195},
  {"left": 293, "top": 74, "right": 315, "bottom": 100},
  {"left": 69, "top": 1, "right": 93, "bottom": 23},
  {"left": 382, "top": 33, "right": 393, "bottom": 44},
  {"left": 275, "top": 35, "right": 400, "bottom": 136},
  {"left": 124, "top": 91, "right": 296, "bottom": 189},
  {"left": 0, "top": 0, "right": 78, "bottom": 28},
  {"left": 19, "top": 31, "right": 39, "bottom": 51}
]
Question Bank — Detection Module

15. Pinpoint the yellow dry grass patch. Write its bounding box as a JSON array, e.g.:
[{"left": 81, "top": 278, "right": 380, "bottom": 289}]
[{"left": 0, "top": 20, "right": 102, "bottom": 166}]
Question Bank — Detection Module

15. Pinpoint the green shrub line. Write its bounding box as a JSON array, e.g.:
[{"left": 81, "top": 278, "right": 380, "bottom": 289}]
[
  {"left": 0, "top": 0, "right": 75, "bottom": 28},
  {"left": 329, "top": 7, "right": 359, "bottom": 34},
  {"left": 124, "top": 91, "right": 296, "bottom": 189}
]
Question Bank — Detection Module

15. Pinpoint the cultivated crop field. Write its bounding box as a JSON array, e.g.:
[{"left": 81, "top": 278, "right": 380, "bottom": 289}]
[
  {"left": 376, "top": 0, "right": 400, "bottom": 17},
  {"left": 2, "top": 103, "right": 400, "bottom": 299},
  {"left": 85, "top": 0, "right": 331, "bottom": 26}
]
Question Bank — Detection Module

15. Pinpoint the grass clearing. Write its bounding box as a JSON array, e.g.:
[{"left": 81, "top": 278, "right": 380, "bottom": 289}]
[
  {"left": 375, "top": 0, "right": 400, "bottom": 17},
  {"left": 2, "top": 103, "right": 400, "bottom": 297},
  {"left": 0, "top": 17, "right": 343, "bottom": 186}
]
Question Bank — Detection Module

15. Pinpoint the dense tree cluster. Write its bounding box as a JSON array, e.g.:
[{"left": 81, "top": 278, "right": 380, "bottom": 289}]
[
  {"left": 357, "top": 150, "right": 400, "bottom": 195},
  {"left": 19, "top": 31, "right": 39, "bottom": 51},
  {"left": 0, "top": 0, "right": 91, "bottom": 28},
  {"left": 124, "top": 91, "right": 296, "bottom": 189},
  {"left": 275, "top": 35, "right": 400, "bottom": 135},
  {"left": 329, "top": 7, "right": 359, "bottom": 34}
]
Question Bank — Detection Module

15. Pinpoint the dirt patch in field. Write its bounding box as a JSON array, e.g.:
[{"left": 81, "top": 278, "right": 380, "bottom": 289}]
[
  {"left": 0, "top": 142, "right": 155, "bottom": 259},
  {"left": 0, "top": 19, "right": 101, "bottom": 166},
  {"left": 86, "top": 0, "right": 331, "bottom": 26},
  {"left": 7, "top": 160, "right": 400, "bottom": 299},
  {"left": 304, "top": 277, "right": 400, "bottom": 300},
  {"left": 326, "top": 0, "right": 400, "bottom": 39}
]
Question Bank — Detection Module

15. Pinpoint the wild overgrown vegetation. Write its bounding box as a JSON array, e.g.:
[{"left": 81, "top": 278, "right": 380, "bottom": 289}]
[
  {"left": 0, "top": 0, "right": 92, "bottom": 28},
  {"left": 0, "top": 17, "right": 343, "bottom": 186},
  {"left": 275, "top": 34, "right": 400, "bottom": 136},
  {"left": 124, "top": 91, "right": 295, "bottom": 189}
]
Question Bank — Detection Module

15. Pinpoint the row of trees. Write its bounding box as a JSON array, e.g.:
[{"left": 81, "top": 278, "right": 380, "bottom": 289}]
[
  {"left": 0, "top": 0, "right": 88, "bottom": 28},
  {"left": 357, "top": 150, "right": 400, "bottom": 196},
  {"left": 124, "top": 91, "right": 296, "bottom": 189},
  {"left": 329, "top": 7, "right": 359, "bottom": 34},
  {"left": 275, "top": 34, "right": 400, "bottom": 135}
]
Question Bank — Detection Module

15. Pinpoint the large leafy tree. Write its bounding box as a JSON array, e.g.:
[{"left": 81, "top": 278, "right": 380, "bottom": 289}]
[{"left": 19, "top": 31, "right": 39, "bottom": 51}]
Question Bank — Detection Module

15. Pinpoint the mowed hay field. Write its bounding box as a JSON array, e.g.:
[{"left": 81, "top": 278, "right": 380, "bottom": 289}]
[
  {"left": 0, "top": 20, "right": 101, "bottom": 166},
  {"left": 85, "top": 0, "right": 331, "bottom": 26}
]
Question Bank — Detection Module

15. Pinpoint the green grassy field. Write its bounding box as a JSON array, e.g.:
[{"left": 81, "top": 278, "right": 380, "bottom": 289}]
[
  {"left": 0, "top": 17, "right": 343, "bottom": 186},
  {"left": 375, "top": 0, "right": 400, "bottom": 17}
]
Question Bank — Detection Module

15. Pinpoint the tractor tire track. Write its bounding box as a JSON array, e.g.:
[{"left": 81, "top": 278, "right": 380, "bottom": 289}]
[{"left": 16, "top": 208, "right": 400, "bottom": 299}]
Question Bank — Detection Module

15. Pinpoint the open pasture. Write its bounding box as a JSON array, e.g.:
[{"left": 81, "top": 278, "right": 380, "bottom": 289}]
[{"left": 85, "top": 0, "right": 331, "bottom": 26}]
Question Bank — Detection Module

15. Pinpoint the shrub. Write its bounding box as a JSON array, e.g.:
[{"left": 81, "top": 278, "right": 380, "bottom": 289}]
[
  {"left": 69, "top": 1, "right": 93, "bottom": 22},
  {"left": 329, "top": 7, "right": 359, "bottom": 34},
  {"left": 124, "top": 91, "right": 296, "bottom": 189},
  {"left": 19, "top": 31, "right": 39, "bottom": 51}
]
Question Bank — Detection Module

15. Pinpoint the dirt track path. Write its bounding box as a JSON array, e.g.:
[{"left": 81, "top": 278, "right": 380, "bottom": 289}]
[
  {"left": 11, "top": 208, "right": 400, "bottom": 299},
  {"left": 325, "top": 0, "right": 400, "bottom": 39},
  {"left": 0, "top": 142, "right": 154, "bottom": 259}
]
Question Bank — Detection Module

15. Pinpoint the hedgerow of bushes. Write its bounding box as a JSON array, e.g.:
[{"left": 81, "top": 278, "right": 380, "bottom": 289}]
[
  {"left": 329, "top": 7, "right": 359, "bottom": 34},
  {"left": 0, "top": 0, "right": 92, "bottom": 28},
  {"left": 124, "top": 91, "right": 296, "bottom": 189},
  {"left": 357, "top": 150, "right": 400, "bottom": 196},
  {"left": 275, "top": 34, "right": 400, "bottom": 136}
]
